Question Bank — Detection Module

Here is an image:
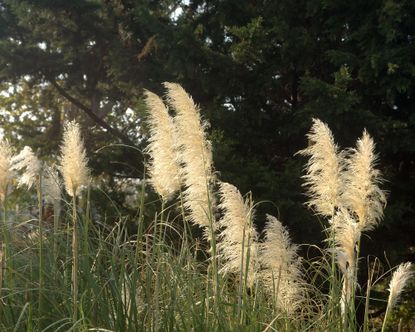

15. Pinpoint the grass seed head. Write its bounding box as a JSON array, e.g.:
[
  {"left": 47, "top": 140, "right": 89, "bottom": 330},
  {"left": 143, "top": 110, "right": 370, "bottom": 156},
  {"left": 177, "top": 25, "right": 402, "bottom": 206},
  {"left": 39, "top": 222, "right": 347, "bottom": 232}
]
[
  {"left": 0, "top": 138, "right": 14, "bottom": 202},
  {"left": 164, "top": 82, "right": 215, "bottom": 232},
  {"left": 144, "top": 90, "right": 181, "bottom": 201},
  {"left": 298, "top": 118, "right": 345, "bottom": 217},
  {"left": 342, "top": 130, "right": 386, "bottom": 231},
  {"left": 11, "top": 146, "right": 42, "bottom": 189},
  {"left": 59, "top": 121, "right": 90, "bottom": 197},
  {"left": 387, "top": 262, "right": 414, "bottom": 310},
  {"left": 217, "top": 182, "right": 258, "bottom": 287}
]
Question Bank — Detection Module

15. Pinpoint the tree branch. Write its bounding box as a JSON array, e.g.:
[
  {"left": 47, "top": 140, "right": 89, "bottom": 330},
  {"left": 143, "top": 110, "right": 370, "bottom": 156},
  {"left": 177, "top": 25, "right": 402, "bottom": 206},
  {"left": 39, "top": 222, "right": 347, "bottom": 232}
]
[{"left": 48, "top": 79, "right": 137, "bottom": 147}]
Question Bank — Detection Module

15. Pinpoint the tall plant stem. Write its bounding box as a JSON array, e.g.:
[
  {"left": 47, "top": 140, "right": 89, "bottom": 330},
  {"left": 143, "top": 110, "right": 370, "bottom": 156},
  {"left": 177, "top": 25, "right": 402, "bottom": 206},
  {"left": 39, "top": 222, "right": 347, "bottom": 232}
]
[
  {"left": 71, "top": 194, "right": 79, "bottom": 322},
  {"left": 381, "top": 303, "right": 392, "bottom": 332},
  {"left": 52, "top": 200, "right": 60, "bottom": 277},
  {"left": 37, "top": 175, "right": 44, "bottom": 324}
]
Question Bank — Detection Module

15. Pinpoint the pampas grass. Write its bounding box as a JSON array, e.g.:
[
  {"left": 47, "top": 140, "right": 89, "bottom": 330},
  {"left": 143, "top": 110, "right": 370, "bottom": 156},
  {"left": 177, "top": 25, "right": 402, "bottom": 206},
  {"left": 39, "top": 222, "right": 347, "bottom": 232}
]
[
  {"left": 59, "top": 120, "right": 90, "bottom": 322},
  {"left": 0, "top": 138, "right": 14, "bottom": 205},
  {"left": 382, "top": 262, "right": 414, "bottom": 332},
  {"left": 59, "top": 121, "right": 90, "bottom": 198},
  {"left": 260, "top": 214, "right": 304, "bottom": 316},
  {"left": 342, "top": 130, "right": 386, "bottom": 231},
  {"left": 217, "top": 182, "right": 258, "bottom": 288},
  {"left": 11, "top": 146, "right": 42, "bottom": 190},
  {"left": 164, "top": 82, "right": 215, "bottom": 235},
  {"left": 0, "top": 89, "right": 412, "bottom": 332},
  {"left": 297, "top": 118, "right": 344, "bottom": 218},
  {"left": 144, "top": 90, "right": 181, "bottom": 201},
  {"left": 331, "top": 209, "right": 361, "bottom": 321}
]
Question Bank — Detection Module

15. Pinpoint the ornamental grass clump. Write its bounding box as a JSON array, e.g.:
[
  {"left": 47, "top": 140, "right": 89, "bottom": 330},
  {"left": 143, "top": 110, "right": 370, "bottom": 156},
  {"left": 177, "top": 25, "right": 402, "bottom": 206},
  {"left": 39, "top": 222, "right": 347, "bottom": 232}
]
[
  {"left": 300, "top": 119, "right": 387, "bottom": 328},
  {"left": 164, "top": 82, "right": 216, "bottom": 239},
  {"left": 59, "top": 120, "right": 90, "bottom": 322},
  {"left": 260, "top": 214, "right": 305, "bottom": 316},
  {"left": 144, "top": 90, "right": 181, "bottom": 201},
  {"left": 217, "top": 182, "right": 258, "bottom": 288}
]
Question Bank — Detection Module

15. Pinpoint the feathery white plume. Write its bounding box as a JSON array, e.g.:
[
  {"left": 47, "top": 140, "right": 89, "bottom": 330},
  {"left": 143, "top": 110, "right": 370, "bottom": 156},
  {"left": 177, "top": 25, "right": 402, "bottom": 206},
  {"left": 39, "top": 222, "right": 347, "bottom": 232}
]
[
  {"left": 298, "top": 118, "right": 344, "bottom": 217},
  {"left": 59, "top": 121, "right": 90, "bottom": 197},
  {"left": 331, "top": 209, "right": 361, "bottom": 315},
  {"left": 164, "top": 82, "right": 215, "bottom": 232},
  {"left": 386, "top": 262, "right": 414, "bottom": 310},
  {"left": 217, "top": 182, "right": 258, "bottom": 287},
  {"left": 42, "top": 164, "right": 62, "bottom": 205},
  {"left": 342, "top": 130, "right": 386, "bottom": 231},
  {"left": 0, "top": 139, "right": 14, "bottom": 202},
  {"left": 144, "top": 90, "right": 181, "bottom": 201},
  {"left": 260, "top": 214, "right": 305, "bottom": 315},
  {"left": 11, "top": 146, "right": 42, "bottom": 189}
]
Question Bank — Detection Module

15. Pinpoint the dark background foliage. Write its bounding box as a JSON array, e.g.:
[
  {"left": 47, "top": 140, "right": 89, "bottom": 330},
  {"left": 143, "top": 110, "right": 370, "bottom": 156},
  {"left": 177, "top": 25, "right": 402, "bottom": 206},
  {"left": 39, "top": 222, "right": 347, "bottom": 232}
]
[{"left": 0, "top": 0, "right": 414, "bottom": 276}]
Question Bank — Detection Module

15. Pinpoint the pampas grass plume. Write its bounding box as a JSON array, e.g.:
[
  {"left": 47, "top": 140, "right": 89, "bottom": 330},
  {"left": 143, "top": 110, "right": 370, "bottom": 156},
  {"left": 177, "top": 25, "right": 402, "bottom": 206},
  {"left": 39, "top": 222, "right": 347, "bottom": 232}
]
[
  {"left": 331, "top": 209, "right": 361, "bottom": 315},
  {"left": 11, "top": 146, "right": 42, "bottom": 189},
  {"left": 218, "top": 182, "right": 258, "bottom": 286},
  {"left": 342, "top": 130, "right": 386, "bottom": 231},
  {"left": 0, "top": 139, "right": 14, "bottom": 202},
  {"left": 43, "top": 164, "right": 62, "bottom": 205},
  {"left": 144, "top": 90, "right": 181, "bottom": 201},
  {"left": 59, "top": 121, "right": 90, "bottom": 197},
  {"left": 386, "top": 262, "right": 414, "bottom": 310},
  {"left": 164, "top": 82, "right": 214, "bottom": 230},
  {"left": 298, "top": 118, "right": 344, "bottom": 217},
  {"left": 260, "top": 214, "right": 304, "bottom": 314}
]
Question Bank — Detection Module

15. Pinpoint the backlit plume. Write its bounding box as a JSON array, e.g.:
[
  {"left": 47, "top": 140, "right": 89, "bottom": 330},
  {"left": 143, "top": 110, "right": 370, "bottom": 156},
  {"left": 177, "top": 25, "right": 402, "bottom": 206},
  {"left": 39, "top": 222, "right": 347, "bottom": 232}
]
[
  {"left": 0, "top": 139, "right": 14, "bottom": 202},
  {"left": 217, "top": 182, "right": 258, "bottom": 287},
  {"left": 342, "top": 130, "right": 386, "bottom": 231},
  {"left": 331, "top": 209, "right": 361, "bottom": 316},
  {"left": 260, "top": 214, "right": 305, "bottom": 315},
  {"left": 144, "top": 90, "right": 181, "bottom": 201},
  {"left": 43, "top": 164, "right": 62, "bottom": 205},
  {"left": 298, "top": 118, "right": 344, "bottom": 217},
  {"left": 164, "top": 82, "right": 215, "bottom": 232},
  {"left": 59, "top": 121, "right": 90, "bottom": 197},
  {"left": 11, "top": 146, "right": 42, "bottom": 189},
  {"left": 386, "top": 262, "right": 414, "bottom": 310}
]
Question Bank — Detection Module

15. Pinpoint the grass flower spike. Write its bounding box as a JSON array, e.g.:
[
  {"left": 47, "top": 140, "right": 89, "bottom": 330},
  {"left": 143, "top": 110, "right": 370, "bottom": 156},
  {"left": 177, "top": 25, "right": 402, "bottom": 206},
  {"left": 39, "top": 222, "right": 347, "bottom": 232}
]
[
  {"left": 386, "top": 262, "right": 414, "bottom": 310},
  {"left": 43, "top": 164, "right": 62, "bottom": 205},
  {"left": 382, "top": 262, "right": 414, "bottom": 332},
  {"left": 0, "top": 139, "right": 14, "bottom": 203},
  {"left": 298, "top": 118, "right": 344, "bottom": 217},
  {"left": 144, "top": 90, "right": 181, "bottom": 201},
  {"left": 331, "top": 209, "right": 361, "bottom": 316},
  {"left": 11, "top": 146, "right": 42, "bottom": 189},
  {"left": 59, "top": 121, "right": 90, "bottom": 197},
  {"left": 217, "top": 182, "right": 258, "bottom": 287},
  {"left": 164, "top": 82, "right": 215, "bottom": 232},
  {"left": 260, "top": 214, "right": 304, "bottom": 315},
  {"left": 342, "top": 130, "right": 386, "bottom": 231}
]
